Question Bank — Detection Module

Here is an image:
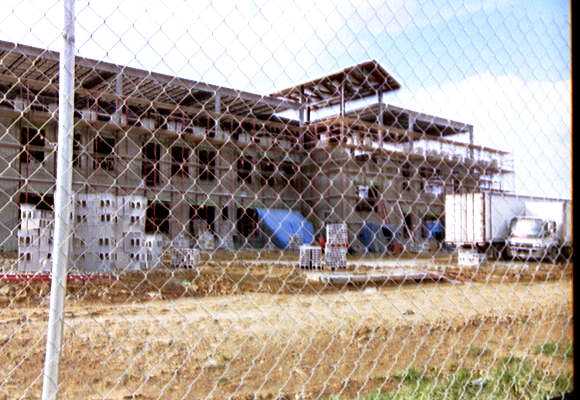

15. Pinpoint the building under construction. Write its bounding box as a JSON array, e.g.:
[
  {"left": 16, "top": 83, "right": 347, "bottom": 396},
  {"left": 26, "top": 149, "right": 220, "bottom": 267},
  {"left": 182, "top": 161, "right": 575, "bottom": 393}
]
[{"left": 0, "top": 40, "right": 514, "bottom": 256}]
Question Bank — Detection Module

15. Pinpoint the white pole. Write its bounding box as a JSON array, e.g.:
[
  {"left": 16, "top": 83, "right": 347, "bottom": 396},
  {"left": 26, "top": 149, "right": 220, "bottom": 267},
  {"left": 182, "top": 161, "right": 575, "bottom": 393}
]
[{"left": 41, "top": 0, "right": 75, "bottom": 399}]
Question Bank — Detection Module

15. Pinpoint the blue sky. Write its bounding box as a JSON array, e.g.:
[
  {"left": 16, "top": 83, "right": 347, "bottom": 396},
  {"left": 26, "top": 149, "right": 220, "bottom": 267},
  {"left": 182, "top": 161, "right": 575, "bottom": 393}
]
[{"left": 0, "top": 0, "right": 571, "bottom": 198}]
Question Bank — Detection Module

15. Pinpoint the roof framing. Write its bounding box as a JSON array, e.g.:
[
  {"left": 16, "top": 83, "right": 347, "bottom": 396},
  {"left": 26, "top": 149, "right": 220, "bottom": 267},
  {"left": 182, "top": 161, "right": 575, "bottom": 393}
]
[
  {"left": 343, "top": 103, "right": 472, "bottom": 137},
  {"left": 0, "top": 40, "right": 301, "bottom": 117},
  {"left": 270, "top": 60, "right": 401, "bottom": 109}
]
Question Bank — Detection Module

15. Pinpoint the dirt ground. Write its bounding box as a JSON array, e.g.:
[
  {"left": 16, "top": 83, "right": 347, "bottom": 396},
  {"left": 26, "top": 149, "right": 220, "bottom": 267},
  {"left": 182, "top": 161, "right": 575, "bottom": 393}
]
[{"left": 0, "top": 258, "right": 574, "bottom": 399}]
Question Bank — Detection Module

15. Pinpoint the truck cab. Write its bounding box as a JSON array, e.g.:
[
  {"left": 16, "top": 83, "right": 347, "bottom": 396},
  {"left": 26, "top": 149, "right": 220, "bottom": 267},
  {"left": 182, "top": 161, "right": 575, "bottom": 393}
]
[{"left": 506, "top": 216, "right": 559, "bottom": 261}]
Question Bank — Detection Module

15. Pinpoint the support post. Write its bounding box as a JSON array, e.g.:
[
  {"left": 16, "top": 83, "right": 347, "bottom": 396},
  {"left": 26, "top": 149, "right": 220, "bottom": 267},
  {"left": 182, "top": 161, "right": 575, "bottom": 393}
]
[
  {"left": 408, "top": 113, "right": 416, "bottom": 151},
  {"left": 339, "top": 82, "right": 345, "bottom": 117},
  {"left": 214, "top": 91, "right": 221, "bottom": 137},
  {"left": 377, "top": 90, "right": 384, "bottom": 147},
  {"left": 41, "top": 1, "right": 75, "bottom": 399},
  {"left": 468, "top": 126, "right": 474, "bottom": 159},
  {"left": 114, "top": 72, "right": 123, "bottom": 123}
]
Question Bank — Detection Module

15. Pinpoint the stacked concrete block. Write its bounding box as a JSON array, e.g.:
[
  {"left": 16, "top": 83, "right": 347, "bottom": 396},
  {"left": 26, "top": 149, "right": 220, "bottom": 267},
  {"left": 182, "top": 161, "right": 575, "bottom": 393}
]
[
  {"left": 170, "top": 232, "right": 199, "bottom": 268},
  {"left": 288, "top": 234, "right": 303, "bottom": 250},
  {"left": 20, "top": 204, "right": 53, "bottom": 231},
  {"left": 217, "top": 220, "right": 235, "bottom": 250},
  {"left": 18, "top": 204, "right": 55, "bottom": 273},
  {"left": 458, "top": 248, "right": 486, "bottom": 267},
  {"left": 324, "top": 223, "right": 348, "bottom": 269},
  {"left": 122, "top": 195, "right": 147, "bottom": 233},
  {"left": 144, "top": 233, "right": 165, "bottom": 269},
  {"left": 326, "top": 223, "right": 348, "bottom": 246},
  {"left": 299, "top": 245, "right": 322, "bottom": 270},
  {"left": 324, "top": 247, "right": 348, "bottom": 270},
  {"left": 18, "top": 229, "right": 40, "bottom": 272},
  {"left": 171, "top": 248, "right": 200, "bottom": 269},
  {"left": 198, "top": 230, "right": 215, "bottom": 251},
  {"left": 191, "top": 218, "right": 209, "bottom": 237},
  {"left": 70, "top": 236, "right": 88, "bottom": 271},
  {"left": 171, "top": 233, "right": 193, "bottom": 249},
  {"left": 119, "top": 231, "right": 147, "bottom": 271},
  {"left": 17, "top": 193, "right": 164, "bottom": 273}
]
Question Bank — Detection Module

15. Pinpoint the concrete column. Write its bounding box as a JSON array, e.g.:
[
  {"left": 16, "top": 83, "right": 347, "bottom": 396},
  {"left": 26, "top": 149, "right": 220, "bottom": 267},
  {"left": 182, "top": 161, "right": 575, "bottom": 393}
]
[
  {"left": 377, "top": 90, "right": 384, "bottom": 147},
  {"left": 339, "top": 82, "right": 345, "bottom": 117},
  {"left": 408, "top": 114, "right": 417, "bottom": 151},
  {"left": 114, "top": 73, "right": 123, "bottom": 124},
  {"left": 468, "top": 126, "right": 474, "bottom": 159},
  {"left": 214, "top": 92, "right": 221, "bottom": 137}
]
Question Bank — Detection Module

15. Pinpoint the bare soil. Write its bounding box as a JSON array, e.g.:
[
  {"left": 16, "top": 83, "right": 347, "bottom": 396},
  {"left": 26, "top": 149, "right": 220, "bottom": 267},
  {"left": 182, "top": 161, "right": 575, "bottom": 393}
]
[{"left": 0, "top": 262, "right": 572, "bottom": 399}]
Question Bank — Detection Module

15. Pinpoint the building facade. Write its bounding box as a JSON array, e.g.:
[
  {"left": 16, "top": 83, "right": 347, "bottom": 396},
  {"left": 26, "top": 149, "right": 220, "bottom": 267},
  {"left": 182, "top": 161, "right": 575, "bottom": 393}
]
[{"left": 0, "top": 40, "right": 513, "bottom": 256}]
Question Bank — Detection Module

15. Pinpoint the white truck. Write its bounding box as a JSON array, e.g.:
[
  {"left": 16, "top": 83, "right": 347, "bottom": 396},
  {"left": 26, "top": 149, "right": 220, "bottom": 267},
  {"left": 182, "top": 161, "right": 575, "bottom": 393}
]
[{"left": 445, "top": 192, "right": 572, "bottom": 261}]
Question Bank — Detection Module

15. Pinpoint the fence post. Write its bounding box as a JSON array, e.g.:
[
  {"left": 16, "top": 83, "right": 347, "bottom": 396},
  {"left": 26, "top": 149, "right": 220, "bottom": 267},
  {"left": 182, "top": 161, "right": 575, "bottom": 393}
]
[{"left": 41, "top": 0, "right": 76, "bottom": 399}]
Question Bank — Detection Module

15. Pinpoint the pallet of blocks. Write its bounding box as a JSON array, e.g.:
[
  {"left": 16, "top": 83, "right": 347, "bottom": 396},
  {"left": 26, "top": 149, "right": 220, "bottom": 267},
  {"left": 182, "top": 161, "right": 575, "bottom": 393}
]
[
  {"left": 324, "top": 223, "right": 348, "bottom": 270},
  {"left": 299, "top": 245, "right": 322, "bottom": 270},
  {"left": 171, "top": 248, "right": 200, "bottom": 269}
]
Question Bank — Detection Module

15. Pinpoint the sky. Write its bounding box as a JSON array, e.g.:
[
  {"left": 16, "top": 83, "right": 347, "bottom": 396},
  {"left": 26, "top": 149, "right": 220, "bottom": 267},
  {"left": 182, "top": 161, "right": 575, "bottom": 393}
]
[{"left": 0, "top": 0, "right": 571, "bottom": 198}]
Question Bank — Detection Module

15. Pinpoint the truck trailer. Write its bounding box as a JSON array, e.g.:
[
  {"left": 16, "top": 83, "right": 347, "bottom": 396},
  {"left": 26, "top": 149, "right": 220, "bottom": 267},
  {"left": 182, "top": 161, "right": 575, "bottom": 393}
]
[{"left": 445, "top": 192, "right": 572, "bottom": 261}]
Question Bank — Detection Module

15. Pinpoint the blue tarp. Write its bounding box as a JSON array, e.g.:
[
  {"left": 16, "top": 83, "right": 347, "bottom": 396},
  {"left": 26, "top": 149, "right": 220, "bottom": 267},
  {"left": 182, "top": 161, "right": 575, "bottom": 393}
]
[
  {"left": 256, "top": 208, "right": 314, "bottom": 249},
  {"left": 425, "top": 221, "right": 444, "bottom": 240},
  {"left": 358, "top": 222, "right": 397, "bottom": 253}
]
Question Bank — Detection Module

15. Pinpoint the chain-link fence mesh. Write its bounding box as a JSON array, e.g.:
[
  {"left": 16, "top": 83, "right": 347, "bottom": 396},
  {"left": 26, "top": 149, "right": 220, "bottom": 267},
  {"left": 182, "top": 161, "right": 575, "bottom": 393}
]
[{"left": 0, "top": 1, "right": 572, "bottom": 399}]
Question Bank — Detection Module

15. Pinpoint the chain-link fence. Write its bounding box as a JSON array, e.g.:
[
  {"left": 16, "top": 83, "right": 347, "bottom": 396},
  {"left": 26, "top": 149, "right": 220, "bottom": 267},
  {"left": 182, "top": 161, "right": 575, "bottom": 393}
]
[{"left": 0, "top": 1, "right": 572, "bottom": 399}]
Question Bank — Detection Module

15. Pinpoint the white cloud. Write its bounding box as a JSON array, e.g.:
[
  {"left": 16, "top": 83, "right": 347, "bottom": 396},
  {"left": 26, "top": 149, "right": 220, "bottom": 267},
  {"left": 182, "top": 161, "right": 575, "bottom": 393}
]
[
  {"left": 0, "top": 1, "right": 570, "bottom": 199},
  {"left": 389, "top": 73, "right": 571, "bottom": 198},
  {"left": 0, "top": 0, "right": 513, "bottom": 91}
]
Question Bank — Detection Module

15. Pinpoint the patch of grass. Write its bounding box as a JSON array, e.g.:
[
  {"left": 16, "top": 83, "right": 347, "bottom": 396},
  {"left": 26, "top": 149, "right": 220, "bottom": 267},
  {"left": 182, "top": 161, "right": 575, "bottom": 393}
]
[
  {"left": 534, "top": 341, "right": 560, "bottom": 357},
  {"left": 335, "top": 357, "right": 573, "bottom": 400},
  {"left": 563, "top": 343, "right": 573, "bottom": 359},
  {"left": 534, "top": 341, "right": 574, "bottom": 359},
  {"left": 393, "top": 367, "right": 427, "bottom": 385},
  {"left": 467, "top": 345, "right": 491, "bottom": 358}
]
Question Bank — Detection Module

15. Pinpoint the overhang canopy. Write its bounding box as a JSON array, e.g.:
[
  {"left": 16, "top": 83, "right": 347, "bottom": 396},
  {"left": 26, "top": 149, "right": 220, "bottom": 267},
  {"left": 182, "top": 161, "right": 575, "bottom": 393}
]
[
  {"left": 270, "top": 60, "right": 400, "bottom": 110},
  {"left": 344, "top": 103, "right": 472, "bottom": 137}
]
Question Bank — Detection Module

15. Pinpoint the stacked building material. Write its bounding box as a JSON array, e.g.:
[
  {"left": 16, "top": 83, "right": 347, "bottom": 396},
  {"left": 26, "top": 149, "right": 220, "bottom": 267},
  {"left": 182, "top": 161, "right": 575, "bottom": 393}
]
[
  {"left": 217, "top": 220, "right": 235, "bottom": 250},
  {"left": 17, "top": 194, "right": 162, "bottom": 273},
  {"left": 171, "top": 248, "right": 200, "bottom": 268},
  {"left": 457, "top": 248, "right": 486, "bottom": 267},
  {"left": 170, "top": 232, "right": 199, "bottom": 268},
  {"left": 144, "top": 233, "right": 166, "bottom": 268},
  {"left": 198, "top": 230, "right": 215, "bottom": 251},
  {"left": 299, "top": 245, "right": 322, "bottom": 270},
  {"left": 18, "top": 204, "right": 54, "bottom": 273},
  {"left": 324, "top": 223, "right": 348, "bottom": 269},
  {"left": 288, "top": 234, "right": 303, "bottom": 250}
]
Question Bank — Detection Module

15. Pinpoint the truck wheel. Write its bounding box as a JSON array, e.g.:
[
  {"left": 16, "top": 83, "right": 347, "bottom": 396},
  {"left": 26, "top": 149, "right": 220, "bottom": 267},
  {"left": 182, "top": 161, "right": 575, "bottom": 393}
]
[
  {"left": 487, "top": 246, "right": 499, "bottom": 261},
  {"left": 548, "top": 247, "right": 559, "bottom": 264}
]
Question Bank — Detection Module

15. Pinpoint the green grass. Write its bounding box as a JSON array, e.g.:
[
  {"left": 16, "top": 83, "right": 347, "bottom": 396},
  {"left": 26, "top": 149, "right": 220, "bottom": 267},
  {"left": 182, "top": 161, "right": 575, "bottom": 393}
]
[
  {"left": 534, "top": 342, "right": 560, "bottom": 357},
  {"left": 534, "top": 341, "right": 574, "bottom": 359},
  {"left": 563, "top": 343, "right": 574, "bottom": 359},
  {"left": 331, "top": 356, "right": 572, "bottom": 400}
]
